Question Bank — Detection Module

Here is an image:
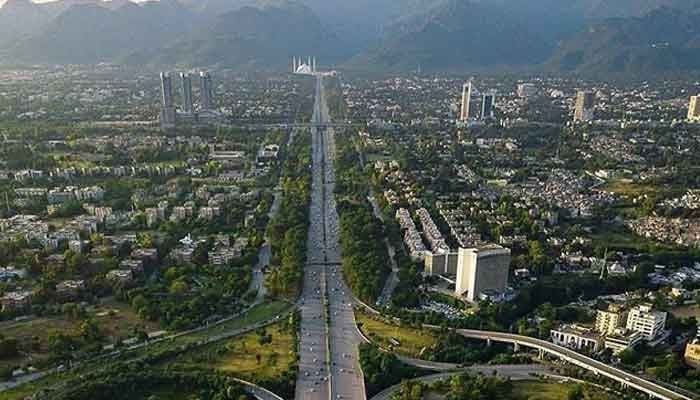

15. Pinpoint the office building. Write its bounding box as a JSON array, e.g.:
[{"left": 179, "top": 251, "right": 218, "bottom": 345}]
[
  {"left": 517, "top": 83, "right": 537, "bottom": 98},
  {"left": 481, "top": 92, "right": 495, "bottom": 120},
  {"left": 455, "top": 245, "right": 510, "bottom": 302},
  {"left": 181, "top": 73, "right": 193, "bottom": 114},
  {"left": 595, "top": 304, "right": 628, "bottom": 335},
  {"left": 460, "top": 81, "right": 472, "bottom": 121},
  {"left": 625, "top": 304, "right": 667, "bottom": 341},
  {"left": 159, "top": 72, "right": 176, "bottom": 129},
  {"left": 200, "top": 71, "right": 214, "bottom": 111},
  {"left": 688, "top": 95, "right": 700, "bottom": 122},
  {"left": 573, "top": 90, "right": 595, "bottom": 122}
]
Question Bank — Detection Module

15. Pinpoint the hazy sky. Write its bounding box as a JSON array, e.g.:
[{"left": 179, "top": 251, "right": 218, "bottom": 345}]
[{"left": 0, "top": 0, "right": 148, "bottom": 6}]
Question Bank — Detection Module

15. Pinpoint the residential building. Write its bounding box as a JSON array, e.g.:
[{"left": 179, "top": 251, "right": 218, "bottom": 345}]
[
  {"left": 455, "top": 245, "right": 511, "bottom": 302},
  {"left": 424, "top": 250, "right": 459, "bottom": 276},
  {"left": 106, "top": 269, "right": 133, "bottom": 284},
  {"left": 56, "top": 280, "right": 85, "bottom": 300},
  {"left": 595, "top": 304, "right": 628, "bottom": 335},
  {"left": 625, "top": 304, "right": 667, "bottom": 341},
  {"left": 0, "top": 290, "right": 32, "bottom": 312}
]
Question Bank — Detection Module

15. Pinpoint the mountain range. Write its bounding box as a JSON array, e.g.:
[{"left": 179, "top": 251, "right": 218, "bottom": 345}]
[{"left": 2, "top": 0, "right": 700, "bottom": 74}]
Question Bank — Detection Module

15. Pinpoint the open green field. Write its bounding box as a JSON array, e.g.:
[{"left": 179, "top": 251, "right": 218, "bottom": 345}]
[
  {"left": 0, "top": 300, "right": 293, "bottom": 399},
  {"left": 512, "top": 380, "right": 620, "bottom": 400},
  {"left": 0, "top": 300, "right": 159, "bottom": 369},
  {"left": 356, "top": 312, "right": 437, "bottom": 358},
  {"left": 602, "top": 179, "right": 662, "bottom": 198},
  {"left": 590, "top": 223, "right": 681, "bottom": 254},
  {"left": 190, "top": 300, "right": 293, "bottom": 340},
  {"left": 170, "top": 321, "right": 295, "bottom": 381}
]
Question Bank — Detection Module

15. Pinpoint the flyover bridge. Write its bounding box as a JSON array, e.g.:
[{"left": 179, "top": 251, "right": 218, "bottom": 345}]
[{"left": 454, "top": 328, "right": 695, "bottom": 400}]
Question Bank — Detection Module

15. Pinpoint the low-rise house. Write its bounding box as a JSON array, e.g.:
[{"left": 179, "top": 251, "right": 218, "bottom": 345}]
[
  {"left": 106, "top": 269, "right": 133, "bottom": 284},
  {"left": 56, "top": 280, "right": 85, "bottom": 300},
  {"left": 1, "top": 290, "right": 33, "bottom": 312}
]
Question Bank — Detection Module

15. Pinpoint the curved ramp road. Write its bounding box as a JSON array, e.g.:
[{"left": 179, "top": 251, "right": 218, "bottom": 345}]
[
  {"left": 370, "top": 365, "right": 550, "bottom": 400},
  {"left": 455, "top": 329, "right": 693, "bottom": 400}
]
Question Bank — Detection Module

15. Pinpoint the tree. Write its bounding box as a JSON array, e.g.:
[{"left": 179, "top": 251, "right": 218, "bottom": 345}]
[
  {"left": 169, "top": 280, "right": 189, "bottom": 295},
  {"left": 567, "top": 384, "right": 584, "bottom": 400}
]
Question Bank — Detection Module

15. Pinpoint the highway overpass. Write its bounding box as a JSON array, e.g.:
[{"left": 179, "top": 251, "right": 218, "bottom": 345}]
[{"left": 455, "top": 328, "right": 695, "bottom": 400}]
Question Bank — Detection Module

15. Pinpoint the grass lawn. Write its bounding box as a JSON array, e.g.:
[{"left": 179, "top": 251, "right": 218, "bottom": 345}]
[
  {"left": 513, "top": 380, "right": 620, "bottom": 400},
  {"left": 131, "top": 386, "right": 201, "bottom": 400},
  {"left": 171, "top": 322, "right": 296, "bottom": 381},
  {"left": 190, "top": 300, "right": 293, "bottom": 340},
  {"left": 590, "top": 223, "right": 681, "bottom": 254},
  {"left": 671, "top": 304, "right": 700, "bottom": 319},
  {"left": 602, "top": 179, "right": 660, "bottom": 197},
  {"left": 0, "top": 300, "right": 293, "bottom": 399},
  {"left": 0, "top": 372, "right": 68, "bottom": 400},
  {"left": 513, "top": 380, "right": 621, "bottom": 400},
  {"left": 356, "top": 312, "right": 437, "bottom": 358}
]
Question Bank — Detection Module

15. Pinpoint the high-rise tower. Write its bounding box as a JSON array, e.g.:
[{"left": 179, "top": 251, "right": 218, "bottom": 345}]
[
  {"left": 481, "top": 91, "right": 496, "bottom": 120},
  {"left": 573, "top": 90, "right": 595, "bottom": 122},
  {"left": 181, "top": 73, "right": 193, "bottom": 114},
  {"left": 160, "top": 72, "right": 176, "bottom": 129},
  {"left": 688, "top": 95, "right": 700, "bottom": 122},
  {"left": 200, "top": 71, "right": 214, "bottom": 111},
  {"left": 460, "top": 81, "right": 472, "bottom": 121}
]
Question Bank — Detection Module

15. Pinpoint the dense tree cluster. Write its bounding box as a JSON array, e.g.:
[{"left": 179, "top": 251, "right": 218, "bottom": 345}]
[
  {"left": 338, "top": 201, "right": 390, "bottom": 303},
  {"left": 359, "top": 343, "right": 423, "bottom": 396},
  {"left": 123, "top": 252, "right": 254, "bottom": 330},
  {"left": 266, "top": 134, "right": 311, "bottom": 298},
  {"left": 334, "top": 132, "right": 391, "bottom": 303},
  {"left": 36, "top": 365, "right": 252, "bottom": 400}
]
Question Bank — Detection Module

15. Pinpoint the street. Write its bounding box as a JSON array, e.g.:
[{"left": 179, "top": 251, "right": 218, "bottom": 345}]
[{"left": 296, "top": 75, "right": 365, "bottom": 400}]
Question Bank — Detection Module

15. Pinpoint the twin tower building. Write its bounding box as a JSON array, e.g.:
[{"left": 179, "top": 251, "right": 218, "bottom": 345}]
[{"left": 160, "top": 71, "right": 217, "bottom": 129}]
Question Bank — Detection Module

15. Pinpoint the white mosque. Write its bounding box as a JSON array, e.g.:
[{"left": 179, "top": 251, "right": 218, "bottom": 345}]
[{"left": 292, "top": 56, "right": 317, "bottom": 75}]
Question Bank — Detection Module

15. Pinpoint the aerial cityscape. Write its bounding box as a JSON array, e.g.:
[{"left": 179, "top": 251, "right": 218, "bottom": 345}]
[{"left": 1, "top": 1, "right": 700, "bottom": 400}]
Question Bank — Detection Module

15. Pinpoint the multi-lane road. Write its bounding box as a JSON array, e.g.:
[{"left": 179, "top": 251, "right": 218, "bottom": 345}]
[{"left": 296, "top": 75, "right": 365, "bottom": 400}]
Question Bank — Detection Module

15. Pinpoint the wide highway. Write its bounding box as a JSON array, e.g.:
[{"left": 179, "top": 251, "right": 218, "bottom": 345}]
[{"left": 296, "top": 75, "right": 365, "bottom": 400}]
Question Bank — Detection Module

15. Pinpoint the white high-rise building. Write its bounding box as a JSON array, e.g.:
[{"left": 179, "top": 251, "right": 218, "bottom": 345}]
[
  {"left": 455, "top": 246, "right": 510, "bottom": 302},
  {"left": 460, "top": 81, "right": 472, "bottom": 121},
  {"left": 688, "top": 95, "right": 700, "bottom": 122},
  {"left": 625, "top": 305, "right": 667, "bottom": 341}
]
